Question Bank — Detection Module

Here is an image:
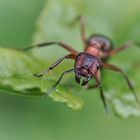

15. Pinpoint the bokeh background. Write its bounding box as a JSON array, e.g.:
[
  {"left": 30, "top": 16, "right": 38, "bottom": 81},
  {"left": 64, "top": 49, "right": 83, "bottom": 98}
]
[{"left": 0, "top": 0, "right": 140, "bottom": 140}]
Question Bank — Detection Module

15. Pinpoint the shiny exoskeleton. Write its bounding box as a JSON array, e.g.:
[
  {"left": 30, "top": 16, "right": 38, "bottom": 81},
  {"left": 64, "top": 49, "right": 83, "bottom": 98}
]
[{"left": 24, "top": 17, "right": 140, "bottom": 111}]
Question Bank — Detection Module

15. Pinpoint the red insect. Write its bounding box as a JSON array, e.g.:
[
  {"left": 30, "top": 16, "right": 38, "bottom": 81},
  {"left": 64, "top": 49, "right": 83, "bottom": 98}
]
[{"left": 24, "top": 17, "right": 140, "bottom": 111}]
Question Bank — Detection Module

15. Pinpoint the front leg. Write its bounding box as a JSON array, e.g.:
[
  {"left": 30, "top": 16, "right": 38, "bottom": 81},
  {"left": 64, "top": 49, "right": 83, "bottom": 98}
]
[
  {"left": 34, "top": 53, "right": 76, "bottom": 77},
  {"left": 87, "top": 71, "right": 101, "bottom": 89},
  {"left": 88, "top": 70, "right": 108, "bottom": 112},
  {"left": 46, "top": 69, "right": 75, "bottom": 95}
]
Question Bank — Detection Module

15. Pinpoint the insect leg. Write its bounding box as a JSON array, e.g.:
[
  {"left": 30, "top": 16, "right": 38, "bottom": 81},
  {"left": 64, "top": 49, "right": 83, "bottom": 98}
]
[
  {"left": 89, "top": 70, "right": 108, "bottom": 112},
  {"left": 88, "top": 82, "right": 108, "bottom": 112},
  {"left": 79, "top": 16, "right": 87, "bottom": 49},
  {"left": 46, "top": 69, "right": 75, "bottom": 95},
  {"left": 23, "top": 42, "right": 78, "bottom": 54},
  {"left": 102, "top": 63, "right": 140, "bottom": 105},
  {"left": 34, "top": 53, "right": 76, "bottom": 77},
  {"left": 88, "top": 70, "right": 101, "bottom": 89},
  {"left": 107, "top": 41, "right": 140, "bottom": 56},
  {"left": 99, "top": 86, "right": 108, "bottom": 113}
]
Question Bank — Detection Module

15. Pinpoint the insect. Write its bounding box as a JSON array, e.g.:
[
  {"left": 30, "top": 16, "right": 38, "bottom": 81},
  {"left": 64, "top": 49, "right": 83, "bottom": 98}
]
[{"left": 24, "top": 16, "right": 140, "bottom": 111}]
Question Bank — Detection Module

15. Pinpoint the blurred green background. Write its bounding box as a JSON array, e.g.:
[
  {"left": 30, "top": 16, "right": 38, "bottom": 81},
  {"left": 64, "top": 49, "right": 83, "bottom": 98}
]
[{"left": 0, "top": 0, "right": 140, "bottom": 140}]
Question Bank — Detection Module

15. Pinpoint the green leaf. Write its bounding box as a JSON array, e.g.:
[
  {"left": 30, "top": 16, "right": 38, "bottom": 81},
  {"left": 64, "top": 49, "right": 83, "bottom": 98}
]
[
  {"left": 32, "top": 0, "right": 140, "bottom": 117},
  {"left": 0, "top": 47, "right": 84, "bottom": 110}
]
